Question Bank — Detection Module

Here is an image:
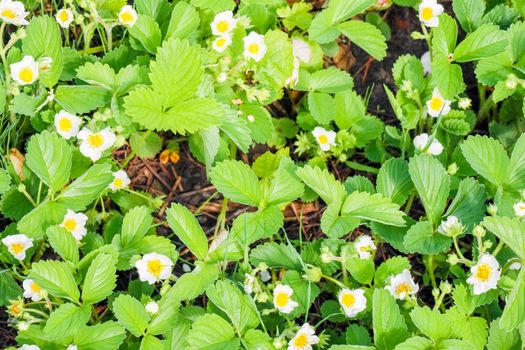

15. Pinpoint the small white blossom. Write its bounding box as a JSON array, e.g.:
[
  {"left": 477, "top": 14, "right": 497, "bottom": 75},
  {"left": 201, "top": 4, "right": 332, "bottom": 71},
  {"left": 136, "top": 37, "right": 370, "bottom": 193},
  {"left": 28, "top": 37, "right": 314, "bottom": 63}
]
[
  {"left": 513, "top": 201, "right": 525, "bottom": 218},
  {"left": 210, "top": 10, "right": 237, "bottom": 36},
  {"left": 118, "top": 5, "right": 137, "bottom": 27},
  {"left": 22, "top": 279, "right": 47, "bottom": 301},
  {"left": 312, "top": 126, "right": 336, "bottom": 151},
  {"left": 338, "top": 288, "right": 367, "bottom": 318},
  {"left": 243, "top": 32, "right": 267, "bottom": 62},
  {"left": 426, "top": 88, "right": 451, "bottom": 117},
  {"left": 77, "top": 127, "right": 116, "bottom": 162},
  {"left": 421, "top": 51, "right": 431, "bottom": 75},
  {"left": 60, "top": 209, "right": 88, "bottom": 241},
  {"left": 509, "top": 261, "right": 521, "bottom": 270},
  {"left": 244, "top": 273, "right": 255, "bottom": 294},
  {"left": 273, "top": 284, "right": 298, "bottom": 314},
  {"left": 66, "top": 345, "right": 77, "bottom": 350},
  {"left": 354, "top": 235, "right": 377, "bottom": 259},
  {"left": 55, "top": 8, "right": 74, "bottom": 28},
  {"left": 413, "top": 133, "right": 443, "bottom": 156},
  {"left": 419, "top": 0, "right": 444, "bottom": 27},
  {"left": 212, "top": 35, "right": 232, "bottom": 53},
  {"left": 2, "top": 234, "right": 33, "bottom": 260},
  {"left": 458, "top": 97, "right": 472, "bottom": 110},
  {"left": 385, "top": 269, "right": 419, "bottom": 299},
  {"left": 10, "top": 55, "right": 38, "bottom": 85},
  {"left": 260, "top": 270, "right": 271, "bottom": 282},
  {"left": 135, "top": 253, "right": 174, "bottom": 285},
  {"left": 54, "top": 110, "right": 82, "bottom": 140},
  {"left": 37, "top": 57, "right": 52, "bottom": 73},
  {"left": 0, "top": 0, "right": 29, "bottom": 26},
  {"left": 145, "top": 301, "right": 159, "bottom": 314},
  {"left": 109, "top": 170, "right": 131, "bottom": 191},
  {"left": 288, "top": 323, "right": 319, "bottom": 350},
  {"left": 467, "top": 253, "right": 501, "bottom": 295}
]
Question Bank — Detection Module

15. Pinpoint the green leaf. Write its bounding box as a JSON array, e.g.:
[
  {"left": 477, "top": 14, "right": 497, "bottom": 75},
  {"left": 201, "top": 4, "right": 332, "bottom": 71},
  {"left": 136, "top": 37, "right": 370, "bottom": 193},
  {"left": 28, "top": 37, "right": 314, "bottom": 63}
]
[
  {"left": 243, "top": 329, "right": 275, "bottom": 350},
  {"left": 482, "top": 216, "right": 525, "bottom": 259},
  {"left": 140, "top": 335, "right": 164, "bottom": 350},
  {"left": 506, "top": 133, "right": 525, "bottom": 189},
  {"left": 165, "top": 262, "right": 219, "bottom": 303},
  {"left": 112, "top": 294, "right": 150, "bottom": 337},
  {"left": 266, "top": 159, "right": 304, "bottom": 206},
  {"left": 454, "top": 24, "right": 508, "bottom": 62},
  {"left": 346, "top": 324, "right": 373, "bottom": 346},
  {"left": 308, "top": 91, "right": 335, "bottom": 124},
  {"left": 452, "top": 0, "right": 485, "bottom": 32},
  {"left": 147, "top": 296, "right": 180, "bottom": 335},
  {"left": 408, "top": 155, "right": 450, "bottom": 225},
  {"left": 25, "top": 130, "right": 72, "bottom": 193},
  {"left": 432, "top": 14, "right": 458, "bottom": 56},
  {"left": 17, "top": 201, "right": 66, "bottom": 239},
  {"left": 55, "top": 85, "right": 111, "bottom": 114},
  {"left": 230, "top": 206, "right": 284, "bottom": 246},
  {"left": 446, "top": 309, "right": 488, "bottom": 349},
  {"left": 444, "top": 178, "right": 487, "bottom": 231},
  {"left": 166, "top": 1, "right": 200, "bottom": 40},
  {"left": 341, "top": 191, "right": 406, "bottom": 227},
  {"left": 321, "top": 201, "right": 360, "bottom": 238},
  {"left": 206, "top": 280, "right": 259, "bottom": 334},
  {"left": 430, "top": 55, "right": 465, "bottom": 99},
  {"left": 376, "top": 158, "right": 413, "bottom": 206},
  {"left": 187, "top": 314, "right": 240, "bottom": 349},
  {"left": 219, "top": 110, "right": 253, "bottom": 153},
  {"left": 487, "top": 317, "right": 521, "bottom": 350},
  {"left": 29, "top": 260, "right": 79, "bottom": 302},
  {"left": 410, "top": 306, "right": 451, "bottom": 341},
  {"left": 296, "top": 165, "right": 347, "bottom": 204},
  {"left": 0, "top": 270, "right": 22, "bottom": 306},
  {"left": 128, "top": 15, "right": 161, "bottom": 54},
  {"left": 329, "top": 0, "right": 375, "bottom": 22},
  {"left": 46, "top": 225, "right": 79, "bottom": 264},
  {"left": 334, "top": 90, "right": 367, "bottom": 130},
  {"left": 255, "top": 30, "right": 294, "bottom": 93},
  {"left": 209, "top": 160, "right": 261, "bottom": 206},
  {"left": 76, "top": 61, "right": 116, "bottom": 90},
  {"left": 460, "top": 135, "right": 509, "bottom": 186},
  {"left": 82, "top": 253, "right": 117, "bottom": 305},
  {"left": 240, "top": 104, "right": 274, "bottom": 144},
  {"left": 44, "top": 303, "right": 90, "bottom": 339},
  {"left": 250, "top": 242, "right": 303, "bottom": 270},
  {"left": 304, "top": 67, "right": 355, "bottom": 93},
  {"left": 0, "top": 168, "right": 11, "bottom": 194},
  {"left": 372, "top": 289, "right": 409, "bottom": 350},
  {"left": 120, "top": 206, "right": 152, "bottom": 246},
  {"left": 395, "top": 336, "right": 434, "bottom": 350},
  {"left": 403, "top": 220, "right": 451, "bottom": 254},
  {"left": 283, "top": 270, "right": 321, "bottom": 317},
  {"left": 344, "top": 176, "right": 375, "bottom": 194},
  {"left": 337, "top": 20, "right": 387, "bottom": 60},
  {"left": 57, "top": 163, "right": 114, "bottom": 211},
  {"left": 166, "top": 203, "right": 208, "bottom": 260},
  {"left": 345, "top": 256, "right": 375, "bottom": 284},
  {"left": 22, "top": 16, "right": 63, "bottom": 87},
  {"left": 374, "top": 256, "right": 411, "bottom": 287},
  {"left": 308, "top": 11, "right": 340, "bottom": 43}
]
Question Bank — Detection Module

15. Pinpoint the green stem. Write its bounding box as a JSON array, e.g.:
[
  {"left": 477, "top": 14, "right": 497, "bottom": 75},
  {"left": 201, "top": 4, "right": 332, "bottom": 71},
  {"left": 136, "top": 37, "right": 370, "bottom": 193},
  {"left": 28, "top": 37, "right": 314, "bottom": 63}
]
[
  {"left": 321, "top": 273, "right": 346, "bottom": 288},
  {"left": 492, "top": 240, "right": 505, "bottom": 257},
  {"left": 345, "top": 160, "right": 379, "bottom": 174}
]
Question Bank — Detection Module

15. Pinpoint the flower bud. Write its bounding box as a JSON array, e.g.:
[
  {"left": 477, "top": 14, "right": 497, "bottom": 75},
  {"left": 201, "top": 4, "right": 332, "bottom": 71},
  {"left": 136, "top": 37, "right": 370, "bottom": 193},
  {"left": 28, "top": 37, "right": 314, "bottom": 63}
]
[
  {"left": 505, "top": 74, "right": 518, "bottom": 89},
  {"left": 303, "top": 267, "right": 322, "bottom": 283},
  {"left": 458, "top": 98, "right": 471, "bottom": 110},
  {"left": 145, "top": 301, "right": 159, "bottom": 314},
  {"left": 432, "top": 288, "right": 440, "bottom": 298},
  {"left": 447, "top": 253, "right": 459, "bottom": 265},
  {"left": 472, "top": 225, "right": 485, "bottom": 238},
  {"left": 440, "top": 281, "right": 452, "bottom": 294},
  {"left": 487, "top": 203, "right": 498, "bottom": 216},
  {"left": 447, "top": 162, "right": 458, "bottom": 175}
]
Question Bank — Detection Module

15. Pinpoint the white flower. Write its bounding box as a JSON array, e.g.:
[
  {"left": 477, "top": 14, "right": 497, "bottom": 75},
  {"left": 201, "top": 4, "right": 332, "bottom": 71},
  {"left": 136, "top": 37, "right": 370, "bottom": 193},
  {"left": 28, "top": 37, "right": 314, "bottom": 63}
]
[
  {"left": 421, "top": 51, "right": 431, "bottom": 75},
  {"left": 338, "top": 288, "right": 366, "bottom": 318},
  {"left": 513, "top": 201, "right": 525, "bottom": 218},
  {"left": 354, "top": 235, "right": 377, "bottom": 259},
  {"left": 212, "top": 35, "right": 232, "bottom": 53},
  {"left": 22, "top": 279, "right": 47, "bottom": 301},
  {"left": 292, "top": 38, "right": 311, "bottom": 64},
  {"left": 118, "top": 5, "right": 137, "bottom": 27},
  {"left": 413, "top": 133, "right": 443, "bottom": 156},
  {"left": 66, "top": 345, "right": 77, "bottom": 350},
  {"left": 418, "top": 0, "right": 444, "bottom": 27},
  {"left": 426, "top": 87, "right": 451, "bottom": 117},
  {"left": 77, "top": 127, "right": 116, "bottom": 162},
  {"left": 145, "top": 301, "right": 159, "bottom": 314},
  {"left": 385, "top": 269, "right": 419, "bottom": 299},
  {"left": 2, "top": 234, "right": 33, "bottom": 260},
  {"left": 273, "top": 284, "right": 299, "bottom": 314},
  {"left": 288, "top": 323, "right": 320, "bottom": 350},
  {"left": 260, "top": 270, "right": 271, "bottom": 282},
  {"left": 437, "top": 215, "right": 463, "bottom": 236},
  {"left": 0, "top": 0, "right": 28, "bottom": 25},
  {"left": 54, "top": 110, "right": 82, "bottom": 140},
  {"left": 135, "top": 253, "right": 174, "bottom": 285},
  {"left": 244, "top": 273, "right": 255, "bottom": 294},
  {"left": 285, "top": 58, "right": 300, "bottom": 88},
  {"left": 509, "top": 261, "right": 521, "bottom": 270},
  {"left": 60, "top": 209, "right": 88, "bottom": 241},
  {"left": 466, "top": 253, "right": 501, "bottom": 295},
  {"left": 38, "top": 57, "right": 53, "bottom": 73},
  {"left": 55, "top": 8, "right": 74, "bottom": 28},
  {"left": 19, "top": 345, "right": 41, "bottom": 350},
  {"left": 312, "top": 126, "right": 336, "bottom": 151},
  {"left": 109, "top": 170, "right": 130, "bottom": 191},
  {"left": 10, "top": 55, "right": 38, "bottom": 85},
  {"left": 210, "top": 10, "right": 237, "bottom": 36},
  {"left": 182, "top": 263, "right": 192, "bottom": 273},
  {"left": 243, "top": 32, "right": 267, "bottom": 62}
]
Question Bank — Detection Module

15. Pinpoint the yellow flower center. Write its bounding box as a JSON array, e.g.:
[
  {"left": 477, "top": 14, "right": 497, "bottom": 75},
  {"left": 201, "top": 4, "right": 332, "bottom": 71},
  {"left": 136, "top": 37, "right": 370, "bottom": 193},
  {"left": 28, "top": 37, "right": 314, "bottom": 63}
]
[
  {"left": 59, "top": 10, "right": 69, "bottom": 22},
  {"left": 31, "top": 282, "right": 41, "bottom": 293},
  {"left": 395, "top": 283, "right": 411, "bottom": 297},
  {"left": 10, "top": 243, "right": 24, "bottom": 255},
  {"left": 293, "top": 334, "right": 308, "bottom": 348},
  {"left": 113, "top": 178, "right": 123, "bottom": 189},
  {"left": 120, "top": 11, "right": 133, "bottom": 24},
  {"left": 87, "top": 133, "right": 104, "bottom": 148},
  {"left": 318, "top": 134, "right": 329, "bottom": 145},
  {"left": 1, "top": 8, "right": 16, "bottom": 19},
  {"left": 59, "top": 117, "right": 73, "bottom": 132},
  {"left": 63, "top": 218, "right": 77, "bottom": 232},
  {"left": 275, "top": 292, "right": 290, "bottom": 307},
  {"left": 216, "top": 37, "right": 226, "bottom": 47},
  {"left": 475, "top": 263, "right": 492, "bottom": 282},
  {"left": 429, "top": 96, "right": 443, "bottom": 111},
  {"left": 217, "top": 20, "right": 229, "bottom": 33},
  {"left": 421, "top": 7, "right": 433, "bottom": 21},
  {"left": 19, "top": 67, "right": 34, "bottom": 83},
  {"left": 248, "top": 43, "right": 260, "bottom": 54},
  {"left": 341, "top": 292, "right": 355, "bottom": 308},
  {"left": 147, "top": 259, "right": 163, "bottom": 277}
]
